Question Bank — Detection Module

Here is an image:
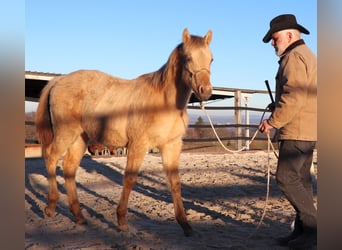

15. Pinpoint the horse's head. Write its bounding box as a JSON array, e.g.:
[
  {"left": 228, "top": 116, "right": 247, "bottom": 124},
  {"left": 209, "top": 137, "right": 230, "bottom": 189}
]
[{"left": 181, "top": 28, "right": 213, "bottom": 101}]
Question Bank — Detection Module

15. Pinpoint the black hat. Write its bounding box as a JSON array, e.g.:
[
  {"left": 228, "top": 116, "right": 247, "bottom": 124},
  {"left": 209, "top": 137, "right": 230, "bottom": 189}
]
[{"left": 263, "top": 14, "right": 310, "bottom": 43}]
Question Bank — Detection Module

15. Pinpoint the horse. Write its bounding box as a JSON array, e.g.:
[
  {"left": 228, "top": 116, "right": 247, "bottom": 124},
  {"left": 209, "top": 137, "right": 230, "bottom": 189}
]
[{"left": 35, "top": 28, "right": 213, "bottom": 236}]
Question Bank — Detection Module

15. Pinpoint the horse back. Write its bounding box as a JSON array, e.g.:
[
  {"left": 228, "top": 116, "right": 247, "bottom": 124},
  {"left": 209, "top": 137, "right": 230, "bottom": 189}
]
[
  {"left": 42, "top": 69, "right": 188, "bottom": 150},
  {"left": 47, "top": 70, "right": 131, "bottom": 143}
]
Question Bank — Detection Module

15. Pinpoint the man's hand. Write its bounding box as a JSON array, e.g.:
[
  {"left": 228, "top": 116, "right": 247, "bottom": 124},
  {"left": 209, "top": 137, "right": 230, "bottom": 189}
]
[
  {"left": 258, "top": 119, "right": 274, "bottom": 134},
  {"left": 266, "top": 102, "right": 275, "bottom": 112}
]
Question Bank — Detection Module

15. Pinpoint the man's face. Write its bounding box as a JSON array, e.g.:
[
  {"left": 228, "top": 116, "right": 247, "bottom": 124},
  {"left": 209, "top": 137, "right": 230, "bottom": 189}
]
[{"left": 271, "top": 30, "right": 289, "bottom": 57}]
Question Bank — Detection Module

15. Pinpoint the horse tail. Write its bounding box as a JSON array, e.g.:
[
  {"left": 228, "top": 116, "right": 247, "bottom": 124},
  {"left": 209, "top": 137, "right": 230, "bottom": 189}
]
[{"left": 35, "top": 78, "right": 58, "bottom": 149}]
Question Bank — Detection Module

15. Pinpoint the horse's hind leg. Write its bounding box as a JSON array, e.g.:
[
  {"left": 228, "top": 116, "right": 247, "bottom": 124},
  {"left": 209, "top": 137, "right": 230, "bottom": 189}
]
[
  {"left": 62, "top": 134, "right": 88, "bottom": 224},
  {"left": 44, "top": 148, "right": 61, "bottom": 217},
  {"left": 44, "top": 139, "right": 69, "bottom": 217},
  {"left": 117, "top": 144, "right": 147, "bottom": 232},
  {"left": 160, "top": 141, "right": 193, "bottom": 236}
]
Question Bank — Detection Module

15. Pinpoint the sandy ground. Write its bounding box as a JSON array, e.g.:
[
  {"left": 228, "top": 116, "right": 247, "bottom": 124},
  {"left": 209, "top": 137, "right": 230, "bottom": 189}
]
[{"left": 25, "top": 150, "right": 317, "bottom": 250}]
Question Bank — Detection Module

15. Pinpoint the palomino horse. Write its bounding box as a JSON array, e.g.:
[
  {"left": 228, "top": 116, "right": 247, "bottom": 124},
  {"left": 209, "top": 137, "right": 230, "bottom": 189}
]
[{"left": 36, "top": 28, "right": 213, "bottom": 236}]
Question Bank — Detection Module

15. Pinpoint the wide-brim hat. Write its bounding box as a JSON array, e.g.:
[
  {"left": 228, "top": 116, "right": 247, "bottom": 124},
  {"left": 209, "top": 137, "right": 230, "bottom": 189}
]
[{"left": 263, "top": 14, "right": 310, "bottom": 43}]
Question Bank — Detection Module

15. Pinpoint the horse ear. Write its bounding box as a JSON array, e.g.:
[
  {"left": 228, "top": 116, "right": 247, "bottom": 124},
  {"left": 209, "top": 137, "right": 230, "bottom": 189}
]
[
  {"left": 182, "top": 28, "right": 191, "bottom": 44},
  {"left": 204, "top": 30, "right": 213, "bottom": 45}
]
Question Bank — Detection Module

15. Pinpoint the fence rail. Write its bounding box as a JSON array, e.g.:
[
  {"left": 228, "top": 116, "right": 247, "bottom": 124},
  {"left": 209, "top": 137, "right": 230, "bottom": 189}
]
[
  {"left": 188, "top": 124, "right": 260, "bottom": 128},
  {"left": 25, "top": 89, "right": 274, "bottom": 150},
  {"left": 25, "top": 120, "right": 35, "bottom": 126},
  {"left": 25, "top": 109, "right": 272, "bottom": 142},
  {"left": 186, "top": 98, "right": 272, "bottom": 148},
  {"left": 188, "top": 105, "right": 267, "bottom": 112}
]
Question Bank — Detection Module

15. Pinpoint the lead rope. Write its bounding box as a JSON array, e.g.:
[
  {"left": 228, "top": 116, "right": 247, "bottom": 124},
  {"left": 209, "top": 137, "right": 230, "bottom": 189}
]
[
  {"left": 199, "top": 102, "right": 279, "bottom": 238},
  {"left": 247, "top": 132, "right": 272, "bottom": 239},
  {"left": 200, "top": 102, "right": 259, "bottom": 153}
]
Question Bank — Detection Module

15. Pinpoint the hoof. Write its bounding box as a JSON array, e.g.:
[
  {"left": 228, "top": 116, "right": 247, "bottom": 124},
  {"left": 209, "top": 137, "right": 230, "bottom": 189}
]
[
  {"left": 44, "top": 206, "right": 55, "bottom": 217},
  {"left": 76, "top": 218, "right": 88, "bottom": 225},
  {"left": 117, "top": 224, "right": 129, "bottom": 232},
  {"left": 181, "top": 223, "right": 193, "bottom": 237},
  {"left": 184, "top": 227, "right": 193, "bottom": 237}
]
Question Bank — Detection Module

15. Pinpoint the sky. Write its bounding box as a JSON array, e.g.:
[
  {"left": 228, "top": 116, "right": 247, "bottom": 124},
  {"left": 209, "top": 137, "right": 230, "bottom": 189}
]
[{"left": 25, "top": 0, "right": 317, "bottom": 112}]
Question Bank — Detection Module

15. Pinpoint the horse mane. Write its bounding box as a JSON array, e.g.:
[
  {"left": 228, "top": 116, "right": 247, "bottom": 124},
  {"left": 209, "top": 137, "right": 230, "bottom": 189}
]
[
  {"left": 138, "top": 44, "right": 182, "bottom": 89},
  {"left": 139, "top": 34, "right": 206, "bottom": 89}
]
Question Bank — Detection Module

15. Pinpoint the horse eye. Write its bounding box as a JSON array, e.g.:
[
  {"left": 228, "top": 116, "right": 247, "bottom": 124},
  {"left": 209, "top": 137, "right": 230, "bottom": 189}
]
[{"left": 211, "top": 58, "right": 214, "bottom": 63}]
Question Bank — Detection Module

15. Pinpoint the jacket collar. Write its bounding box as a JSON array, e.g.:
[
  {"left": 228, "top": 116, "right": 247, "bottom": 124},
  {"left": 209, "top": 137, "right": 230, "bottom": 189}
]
[{"left": 278, "top": 39, "right": 305, "bottom": 63}]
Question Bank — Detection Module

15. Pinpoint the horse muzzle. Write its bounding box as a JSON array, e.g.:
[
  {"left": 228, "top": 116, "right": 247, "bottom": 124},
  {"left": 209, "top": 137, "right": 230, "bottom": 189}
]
[{"left": 196, "top": 84, "right": 212, "bottom": 101}]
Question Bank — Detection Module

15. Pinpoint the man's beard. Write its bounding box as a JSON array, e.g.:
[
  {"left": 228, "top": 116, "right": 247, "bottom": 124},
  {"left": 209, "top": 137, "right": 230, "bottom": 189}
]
[{"left": 274, "top": 46, "right": 284, "bottom": 57}]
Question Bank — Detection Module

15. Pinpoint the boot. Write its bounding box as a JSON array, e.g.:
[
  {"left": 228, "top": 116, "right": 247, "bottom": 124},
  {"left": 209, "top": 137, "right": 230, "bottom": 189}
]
[
  {"left": 276, "top": 215, "right": 303, "bottom": 246},
  {"left": 276, "top": 229, "right": 303, "bottom": 246},
  {"left": 288, "top": 227, "right": 317, "bottom": 249}
]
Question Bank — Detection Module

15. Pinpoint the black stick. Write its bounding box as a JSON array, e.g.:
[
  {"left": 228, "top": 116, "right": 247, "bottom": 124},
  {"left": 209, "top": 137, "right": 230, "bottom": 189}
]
[{"left": 265, "top": 80, "right": 275, "bottom": 104}]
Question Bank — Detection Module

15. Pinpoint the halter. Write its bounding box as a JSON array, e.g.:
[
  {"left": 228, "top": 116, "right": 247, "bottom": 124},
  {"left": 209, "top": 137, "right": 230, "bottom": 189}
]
[
  {"left": 184, "top": 64, "right": 210, "bottom": 78},
  {"left": 183, "top": 65, "right": 211, "bottom": 80},
  {"left": 183, "top": 63, "right": 211, "bottom": 101}
]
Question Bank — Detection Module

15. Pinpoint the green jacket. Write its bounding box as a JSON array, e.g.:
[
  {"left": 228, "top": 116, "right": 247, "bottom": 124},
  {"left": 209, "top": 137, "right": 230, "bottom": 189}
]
[{"left": 268, "top": 39, "right": 317, "bottom": 141}]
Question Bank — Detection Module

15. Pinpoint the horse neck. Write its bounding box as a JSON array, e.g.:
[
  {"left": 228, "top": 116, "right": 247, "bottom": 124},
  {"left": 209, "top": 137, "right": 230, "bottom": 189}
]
[
  {"left": 162, "top": 48, "right": 192, "bottom": 110},
  {"left": 174, "top": 79, "right": 192, "bottom": 109}
]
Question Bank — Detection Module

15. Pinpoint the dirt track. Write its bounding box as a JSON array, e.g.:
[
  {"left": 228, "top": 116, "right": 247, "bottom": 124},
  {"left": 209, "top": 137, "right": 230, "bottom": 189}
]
[{"left": 25, "top": 151, "right": 317, "bottom": 249}]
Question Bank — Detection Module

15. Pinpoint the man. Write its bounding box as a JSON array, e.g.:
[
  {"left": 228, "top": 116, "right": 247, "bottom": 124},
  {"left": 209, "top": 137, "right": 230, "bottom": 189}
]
[{"left": 259, "top": 14, "right": 317, "bottom": 248}]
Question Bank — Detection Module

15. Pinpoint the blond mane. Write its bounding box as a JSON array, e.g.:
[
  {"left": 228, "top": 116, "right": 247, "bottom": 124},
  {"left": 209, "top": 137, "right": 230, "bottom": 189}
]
[{"left": 140, "top": 35, "right": 206, "bottom": 89}]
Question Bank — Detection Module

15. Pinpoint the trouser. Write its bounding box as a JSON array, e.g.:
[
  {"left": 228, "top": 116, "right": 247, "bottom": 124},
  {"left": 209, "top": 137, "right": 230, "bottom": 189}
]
[{"left": 276, "top": 140, "right": 317, "bottom": 231}]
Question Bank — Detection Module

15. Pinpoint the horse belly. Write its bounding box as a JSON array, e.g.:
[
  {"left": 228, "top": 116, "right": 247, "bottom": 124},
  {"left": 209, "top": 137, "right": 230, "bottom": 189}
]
[
  {"left": 100, "top": 129, "right": 128, "bottom": 147},
  {"left": 82, "top": 116, "right": 128, "bottom": 147}
]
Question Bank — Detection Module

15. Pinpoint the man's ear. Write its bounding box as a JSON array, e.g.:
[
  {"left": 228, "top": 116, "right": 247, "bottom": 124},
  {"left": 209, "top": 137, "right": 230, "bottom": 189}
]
[{"left": 287, "top": 31, "right": 293, "bottom": 42}]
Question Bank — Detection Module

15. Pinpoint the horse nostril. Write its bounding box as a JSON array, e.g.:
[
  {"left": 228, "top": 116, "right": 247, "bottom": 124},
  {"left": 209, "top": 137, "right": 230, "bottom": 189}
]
[{"left": 198, "top": 85, "right": 212, "bottom": 100}]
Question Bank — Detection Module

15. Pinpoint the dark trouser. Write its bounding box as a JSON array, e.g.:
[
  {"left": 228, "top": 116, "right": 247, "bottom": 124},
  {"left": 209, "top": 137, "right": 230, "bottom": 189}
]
[{"left": 276, "top": 140, "right": 317, "bottom": 231}]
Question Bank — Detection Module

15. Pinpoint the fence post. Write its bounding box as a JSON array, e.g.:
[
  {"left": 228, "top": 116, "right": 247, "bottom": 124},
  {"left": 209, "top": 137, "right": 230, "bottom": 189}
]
[
  {"left": 244, "top": 95, "right": 250, "bottom": 150},
  {"left": 234, "top": 90, "right": 241, "bottom": 150}
]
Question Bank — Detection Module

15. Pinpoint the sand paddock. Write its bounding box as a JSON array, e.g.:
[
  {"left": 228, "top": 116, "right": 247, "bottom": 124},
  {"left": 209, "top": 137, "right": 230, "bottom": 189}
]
[{"left": 25, "top": 150, "right": 317, "bottom": 249}]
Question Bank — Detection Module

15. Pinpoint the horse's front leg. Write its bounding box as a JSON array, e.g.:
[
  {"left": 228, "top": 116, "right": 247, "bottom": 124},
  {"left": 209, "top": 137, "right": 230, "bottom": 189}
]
[
  {"left": 160, "top": 140, "right": 193, "bottom": 236},
  {"left": 116, "top": 144, "right": 146, "bottom": 232}
]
